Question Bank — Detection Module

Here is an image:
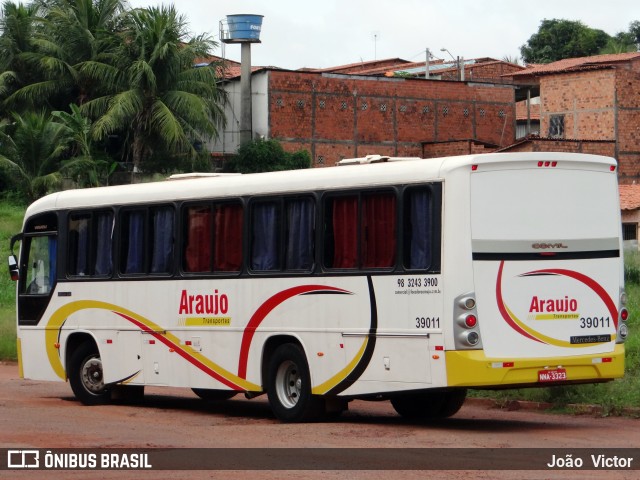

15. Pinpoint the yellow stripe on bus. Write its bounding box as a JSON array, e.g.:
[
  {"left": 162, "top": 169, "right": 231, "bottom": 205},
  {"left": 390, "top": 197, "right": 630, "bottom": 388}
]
[
  {"left": 45, "top": 300, "right": 260, "bottom": 391},
  {"left": 311, "top": 338, "right": 368, "bottom": 395}
]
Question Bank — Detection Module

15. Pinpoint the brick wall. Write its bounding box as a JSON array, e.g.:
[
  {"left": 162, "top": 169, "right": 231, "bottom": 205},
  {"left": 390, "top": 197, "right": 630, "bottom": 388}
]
[
  {"left": 423, "top": 140, "right": 497, "bottom": 158},
  {"left": 537, "top": 60, "right": 640, "bottom": 182},
  {"left": 268, "top": 70, "right": 515, "bottom": 166},
  {"left": 540, "top": 70, "right": 616, "bottom": 140},
  {"left": 499, "top": 138, "right": 616, "bottom": 157}
]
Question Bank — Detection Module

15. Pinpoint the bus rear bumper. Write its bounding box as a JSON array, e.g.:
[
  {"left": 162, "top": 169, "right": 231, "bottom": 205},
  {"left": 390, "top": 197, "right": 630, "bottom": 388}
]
[{"left": 445, "top": 344, "right": 625, "bottom": 388}]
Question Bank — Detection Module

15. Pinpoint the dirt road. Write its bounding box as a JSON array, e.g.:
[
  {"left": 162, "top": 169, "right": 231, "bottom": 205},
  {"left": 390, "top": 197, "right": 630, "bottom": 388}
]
[{"left": 1, "top": 362, "right": 638, "bottom": 479}]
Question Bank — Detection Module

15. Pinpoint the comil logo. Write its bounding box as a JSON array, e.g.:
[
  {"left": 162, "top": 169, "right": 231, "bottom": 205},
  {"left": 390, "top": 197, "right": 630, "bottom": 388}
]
[
  {"left": 8, "top": 450, "right": 39, "bottom": 468},
  {"left": 532, "top": 242, "right": 568, "bottom": 249}
]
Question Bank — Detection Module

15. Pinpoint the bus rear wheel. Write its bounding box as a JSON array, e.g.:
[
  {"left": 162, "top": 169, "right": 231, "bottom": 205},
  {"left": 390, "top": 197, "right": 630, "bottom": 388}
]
[
  {"left": 68, "top": 342, "right": 111, "bottom": 405},
  {"left": 391, "top": 389, "right": 467, "bottom": 420},
  {"left": 267, "top": 343, "right": 324, "bottom": 422}
]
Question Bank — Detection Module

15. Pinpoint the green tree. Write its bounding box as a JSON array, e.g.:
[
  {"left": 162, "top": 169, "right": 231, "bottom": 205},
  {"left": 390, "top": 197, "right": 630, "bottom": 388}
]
[
  {"left": 52, "top": 103, "right": 115, "bottom": 187},
  {"left": 521, "top": 19, "right": 610, "bottom": 63},
  {"left": 0, "top": 110, "right": 68, "bottom": 201},
  {"left": 0, "top": 1, "right": 42, "bottom": 112},
  {"left": 3, "top": 0, "right": 125, "bottom": 112},
  {"left": 225, "top": 139, "right": 312, "bottom": 174},
  {"left": 82, "top": 5, "right": 225, "bottom": 170}
]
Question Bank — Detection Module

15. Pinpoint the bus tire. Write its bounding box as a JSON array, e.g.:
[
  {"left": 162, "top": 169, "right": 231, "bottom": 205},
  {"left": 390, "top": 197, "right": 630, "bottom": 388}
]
[
  {"left": 391, "top": 389, "right": 466, "bottom": 420},
  {"left": 192, "top": 388, "right": 237, "bottom": 401},
  {"left": 68, "top": 342, "right": 111, "bottom": 405},
  {"left": 267, "top": 343, "right": 324, "bottom": 422}
]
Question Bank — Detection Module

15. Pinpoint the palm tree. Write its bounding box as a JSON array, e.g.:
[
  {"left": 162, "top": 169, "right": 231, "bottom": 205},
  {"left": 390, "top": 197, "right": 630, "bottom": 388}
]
[
  {"left": 0, "top": 1, "right": 42, "bottom": 113},
  {"left": 53, "top": 103, "right": 115, "bottom": 187},
  {"left": 82, "top": 5, "right": 226, "bottom": 170},
  {"left": 0, "top": 110, "right": 68, "bottom": 201},
  {"left": 3, "top": 0, "right": 125, "bottom": 112}
]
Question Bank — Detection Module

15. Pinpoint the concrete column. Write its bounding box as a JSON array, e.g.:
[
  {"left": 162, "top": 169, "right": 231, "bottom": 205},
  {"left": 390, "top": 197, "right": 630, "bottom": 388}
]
[{"left": 240, "top": 42, "right": 253, "bottom": 146}]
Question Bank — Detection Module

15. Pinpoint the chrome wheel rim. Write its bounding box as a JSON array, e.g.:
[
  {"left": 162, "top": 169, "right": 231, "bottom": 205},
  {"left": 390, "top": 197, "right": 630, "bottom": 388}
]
[
  {"left": 80, "top": 355, "right": 105, "bottom": 394},
  {"left": 275, "top": 360, "right": 301, "bottom": 409}
]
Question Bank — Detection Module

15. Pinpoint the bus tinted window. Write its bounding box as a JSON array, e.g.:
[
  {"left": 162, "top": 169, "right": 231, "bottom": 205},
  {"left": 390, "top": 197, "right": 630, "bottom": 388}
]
[
  {"left": 285, "top": 198, "right": 315, "bottom": 270},
  {"left": 404, "top": 188, "right": 433, "bottom": 270},
  {"left": 120, "top": 210, "right": 145, "bottom": 274},
  {"left": 324, "top": 192, "right": 396, "bottom": 269},
  {"left": 251, "top": 201, "right": 281, "bottom": 271},
  {"left": 214, "top": 203, "right": 243, "bottom": 271},
  {"left": 68, "top": 211, "right": 113, "bottom": 277},
  {"left": 183, "top": 202, "right": 243, "bottom": 273},
  {"left": 120, "top": 206, "right": 174, "bottom": 275},
  {"left": 362, "top": 192, "right": 396, "bottom": 268},
  {"left": 150, "top": 207, "right": 174, "bottom": 273}
]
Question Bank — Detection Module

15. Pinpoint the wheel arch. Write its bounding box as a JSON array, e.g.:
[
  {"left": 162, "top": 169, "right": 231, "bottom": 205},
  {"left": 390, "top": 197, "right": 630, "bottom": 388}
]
[
  {"left": 64, "top": 332, "right": 100, "bottom": 379},
  {"left": 261, "top": 334, "right": 306, "bottom": 389}
]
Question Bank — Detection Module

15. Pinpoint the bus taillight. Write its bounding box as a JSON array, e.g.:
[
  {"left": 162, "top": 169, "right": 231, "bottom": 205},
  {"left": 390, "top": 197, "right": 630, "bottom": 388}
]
[{"left": 464, "top": 315, "right": 477, "bottom": 328}]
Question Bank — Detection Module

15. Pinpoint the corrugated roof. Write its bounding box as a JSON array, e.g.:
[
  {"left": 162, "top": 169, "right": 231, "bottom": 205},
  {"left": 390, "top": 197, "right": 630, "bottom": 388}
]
[
  {"left": 619, "top": 184, "right": 640, "bottom": 210},
  {"left": 511, "top": 52, "right": 640, "bottom": 77}
]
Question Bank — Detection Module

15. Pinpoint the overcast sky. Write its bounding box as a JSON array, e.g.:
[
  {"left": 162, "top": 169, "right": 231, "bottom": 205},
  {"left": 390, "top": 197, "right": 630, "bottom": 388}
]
[{"left": 127, "top": 0, "right": 640, "bottom": 69}]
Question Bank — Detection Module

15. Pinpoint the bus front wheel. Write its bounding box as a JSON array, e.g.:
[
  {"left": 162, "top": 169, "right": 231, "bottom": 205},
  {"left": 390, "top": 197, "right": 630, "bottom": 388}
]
[
  {"left": 267, "top": 343, "right": 324, "bottom": 422},
  {"left": 68, "top": 342, "right": 111, "bottom": 405}
]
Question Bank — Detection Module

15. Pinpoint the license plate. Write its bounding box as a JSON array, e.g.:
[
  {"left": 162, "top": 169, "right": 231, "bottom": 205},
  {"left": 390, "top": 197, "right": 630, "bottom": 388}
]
[{"left": 538, "top": 368, "right": 567, "bottom": 383}]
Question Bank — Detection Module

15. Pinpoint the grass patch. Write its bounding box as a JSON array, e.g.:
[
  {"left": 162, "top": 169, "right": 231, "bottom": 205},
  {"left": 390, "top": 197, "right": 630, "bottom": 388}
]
[{"left": 0, "top": 201, "right": 26, "bottom": 361}]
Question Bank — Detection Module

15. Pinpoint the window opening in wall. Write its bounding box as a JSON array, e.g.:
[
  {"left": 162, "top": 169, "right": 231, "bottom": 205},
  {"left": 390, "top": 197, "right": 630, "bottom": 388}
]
[
  {"left": 623, "top": 223, "right": 637, "bottom": 241},
  {"left": 549, "top": 115, "right": 565, "bottom": 138}
]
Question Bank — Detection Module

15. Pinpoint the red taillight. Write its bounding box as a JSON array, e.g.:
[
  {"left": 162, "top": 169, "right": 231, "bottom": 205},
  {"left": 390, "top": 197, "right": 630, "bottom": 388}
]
[
  {"left": 538, "top": 161, "right": 558, "bottom": 168},
  {"left": 610, "top": 165, "right": 616, "bottom": 171},
  {"left": 471, "top": 165, "right": 478, "bottom": 171},
  {"left": 465, "top": 315, "right": 477, "bottom": 328},
  {"left": 621, "top": 308, "right": 629, "bottom": 321}
]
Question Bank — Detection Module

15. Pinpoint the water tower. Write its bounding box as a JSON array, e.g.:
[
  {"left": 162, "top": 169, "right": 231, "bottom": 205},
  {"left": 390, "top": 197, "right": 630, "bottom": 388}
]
[{"left": 222, "top": 14, "right": 264, "bottom": 146}]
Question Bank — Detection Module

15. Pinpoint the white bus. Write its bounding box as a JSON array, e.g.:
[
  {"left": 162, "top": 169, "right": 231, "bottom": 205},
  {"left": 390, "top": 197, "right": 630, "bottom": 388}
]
[{"left": 8, "top": 152, "right": 628, "bottom": 422}]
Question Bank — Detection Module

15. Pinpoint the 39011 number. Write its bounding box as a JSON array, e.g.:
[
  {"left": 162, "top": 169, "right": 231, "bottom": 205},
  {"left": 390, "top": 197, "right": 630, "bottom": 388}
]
[{"left": 416, "top": 317, "right": 440, "bottom": 329}]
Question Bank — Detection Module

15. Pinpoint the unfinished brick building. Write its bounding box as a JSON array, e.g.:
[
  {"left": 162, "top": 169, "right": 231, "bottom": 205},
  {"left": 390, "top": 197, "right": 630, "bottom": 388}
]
[
  {"left": 211, "top": 67, "right": 517, "bottom": 166},
  {"left": 506, "top": 52, "right": 640, "bottom": 184}
]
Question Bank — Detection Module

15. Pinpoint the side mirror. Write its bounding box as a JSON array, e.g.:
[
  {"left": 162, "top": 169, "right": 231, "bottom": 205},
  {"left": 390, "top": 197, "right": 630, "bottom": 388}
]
[{"left": 8, "top": 254, "right": 19, "bottom": 281}]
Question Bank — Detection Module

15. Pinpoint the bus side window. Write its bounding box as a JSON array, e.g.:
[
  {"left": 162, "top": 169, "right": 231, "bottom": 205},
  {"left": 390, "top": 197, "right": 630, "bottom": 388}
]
[
  {"left": 361, "top": 192, "right": 396, "bottom": 268},
  {"left": 404, "top": 188, "right": 432, "bottom": 270},
  {"left": 120, "top": 210, "right": 145, "bottom": 274},
  {"left": 325, "top": 195, "right": 358, "bottom": 269},
  {"left": 214, "top": 203, "right": 243, "bottom": 272},
  {"left": 68, "top": 211, "right": 113, "bottom": 277},
  {"left": 184, "top": 205, "right": 212, "bottom": 272},
  {"left": 150, "top": 207, "right": 174, "bottom": 273},
  {"left": 251, "top": 201, "right": 281, "bottom": 271},
  {"left": 68, "top": 214, "right": 90, "bottom": 276},
  {"left": 94, "top": 211, "right": 114, "bottom": 275},
  {"left": 284, "top": 198, "right": 315, "bottom": 270}
]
